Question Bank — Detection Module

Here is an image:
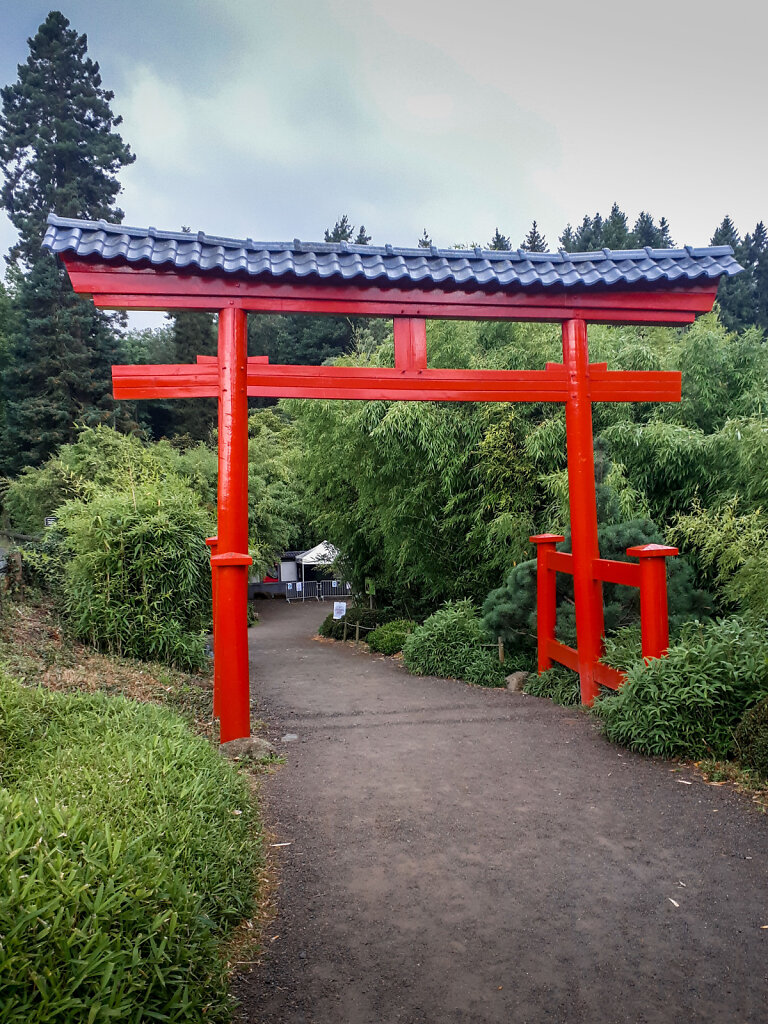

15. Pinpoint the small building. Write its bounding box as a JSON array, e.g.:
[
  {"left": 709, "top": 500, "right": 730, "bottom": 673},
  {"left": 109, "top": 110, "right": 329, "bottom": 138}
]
[{"left": 250, "top": 542, "right": 345, "bottom": 599}]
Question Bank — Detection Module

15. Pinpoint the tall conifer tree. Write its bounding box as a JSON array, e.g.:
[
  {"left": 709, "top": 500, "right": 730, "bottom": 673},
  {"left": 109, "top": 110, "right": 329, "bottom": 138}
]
[
  {"left": 520, "top": 221, "right": 547, "bottom": 252},
  {"left": 488, "top": 228, "right": 511, "bottom": 250},
  {"left": 0, "top": 11, "right": 135, "bottom": 471}
]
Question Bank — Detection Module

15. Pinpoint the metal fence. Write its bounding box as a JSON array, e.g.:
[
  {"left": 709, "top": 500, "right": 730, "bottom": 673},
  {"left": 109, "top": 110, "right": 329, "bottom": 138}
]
[
  {"left": 249, "top": 578, "right": 354, "bottom": 602},
  {"left": 286, "top": 579, "right": 354, "bottom": 602}
]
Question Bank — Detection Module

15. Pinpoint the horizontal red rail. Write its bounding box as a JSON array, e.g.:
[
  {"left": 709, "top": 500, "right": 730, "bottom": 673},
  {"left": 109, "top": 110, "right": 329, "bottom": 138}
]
[
  {"left": 112, "top": 362, "right": 682, "bottom": 405},
  {"left": 547, "top": 639, "right": 579, "bottom": 672},
  {"left": 593, "top": 662, "right": 625, "bottom": 691},
  {"left": 591, "top": 558, "right": 640, "bottom": 587}
]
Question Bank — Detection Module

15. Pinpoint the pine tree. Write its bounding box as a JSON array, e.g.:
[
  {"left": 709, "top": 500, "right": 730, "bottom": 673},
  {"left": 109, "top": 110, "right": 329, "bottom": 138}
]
[
  {"left": 658, "top": 216, "right": 674, "bottom": 247},
  {"left": 710, "top": 216, "right": 755, "bottom": 332},
  {"left": 354, "top": 225, "right": 371, "bottom": 245},
  {"left": 573, "top": 214, "right": 600, "bottom": 251},
  {"left": 520, "top": 220, "right": 547, "bottom": 252},
  {"left": 559, "top": 224, "right": 576, "bottom": 251},
  {"left": 488, "top": 228, "right": 511, "bottom": 250},
  {"left": 418, "top": 229, "right": 432, "bottom": 249},
  {"left": 631, "top": 211, "right": 662, "bottom": 247},
  {"left": 0, "top": 12, "right": 135, "bottom": 471},
  {"left": 324, "top": 215, "right": 355, "bottom": 242},
  {"left": 601, "top": 203, "right": 630, "bottom": 249}
]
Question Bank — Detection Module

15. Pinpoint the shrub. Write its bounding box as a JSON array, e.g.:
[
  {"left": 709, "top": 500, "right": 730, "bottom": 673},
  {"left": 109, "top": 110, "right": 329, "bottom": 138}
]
[
  {"left": 402, "top": 599, "right": 506, "bottom": 687},
  {"left": 318, "top": 605, "right": 390, "bottom": 641},
  {"left": 57, "top": 477, "right": 212, "bottom": 669},
  {"left": 734, "top": 696, "right": 768, "bottom": 778},
  {"left": 368, "top": 619, "right": 417, "bottom": 655},
  {"left": 483, "top": 518, "right": 712, "bottom": 665},
  {"left": 592, "top": 616, "right": 768, "bottom": 759},
  {"left": 0, "top": 673, "right": 260, "bottom": 1023},
  {"left": 523, "top": 666, "right": 581, "bottom": 705}
]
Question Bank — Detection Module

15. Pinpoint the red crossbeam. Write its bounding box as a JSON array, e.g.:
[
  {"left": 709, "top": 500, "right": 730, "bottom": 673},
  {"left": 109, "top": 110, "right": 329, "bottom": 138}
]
[
  {"left": 112, "top": 361, "right": 681, "bottom": 404},
  {"left": 63, "top": 257, "right": 717, "bottom": 326}
]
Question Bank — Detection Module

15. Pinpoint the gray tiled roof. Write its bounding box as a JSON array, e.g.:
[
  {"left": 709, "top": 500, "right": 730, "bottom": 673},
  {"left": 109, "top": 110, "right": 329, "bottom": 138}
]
[{"left": 44, "top": 214, "right": 742, "bottom": 291}]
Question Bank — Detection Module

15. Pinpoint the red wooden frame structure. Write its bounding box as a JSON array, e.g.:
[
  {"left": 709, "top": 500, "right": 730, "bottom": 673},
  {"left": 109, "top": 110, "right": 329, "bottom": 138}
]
[{"left": 46, "top": 219, "right": 738, "bottom": 741}]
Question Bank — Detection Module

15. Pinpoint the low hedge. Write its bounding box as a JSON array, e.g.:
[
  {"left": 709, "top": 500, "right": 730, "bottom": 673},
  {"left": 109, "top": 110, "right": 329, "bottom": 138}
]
[
  {"left": 402, "top": 599, "right": 506, "bottom": 688},
  {"left": 0, "top": 673, "right": 260, "bottom": 1023},
  {"left": 368, "top": 619, "right": 416, "bottom": 655},
  {"left": 318, "top": 605, "right": 390, "bottom": 641},
  {"left": 592, "top": 616, "right": 768, "bottom": 759},
  {"left": 734, "top": 696, "right": 768, "bottom": 778}
]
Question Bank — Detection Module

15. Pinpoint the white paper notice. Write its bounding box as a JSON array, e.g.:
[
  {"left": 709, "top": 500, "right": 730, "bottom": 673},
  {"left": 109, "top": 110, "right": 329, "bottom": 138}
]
[{"left": 333, "top": 602, "right": 347, "bottom": 620}]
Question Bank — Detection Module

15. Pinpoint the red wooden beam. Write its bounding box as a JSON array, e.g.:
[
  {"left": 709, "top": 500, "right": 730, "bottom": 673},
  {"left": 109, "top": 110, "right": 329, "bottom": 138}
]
[
  {"left": 62, "top": 257, "right": 718, "bottom": 326},
  {"left": 112, "top": 361, "right": 682, "bottom": 404}
]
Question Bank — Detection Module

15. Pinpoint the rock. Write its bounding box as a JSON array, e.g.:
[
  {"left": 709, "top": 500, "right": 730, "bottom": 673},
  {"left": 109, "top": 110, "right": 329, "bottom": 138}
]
[
  {"left": 220, "top": 735, "right": 276, "bottom": 761},
  {"left": 282, "top": 733, "right": 299, "bottom": 742},
  {"left": 505, "top": 671, "right": 529, "bottom": 692}
]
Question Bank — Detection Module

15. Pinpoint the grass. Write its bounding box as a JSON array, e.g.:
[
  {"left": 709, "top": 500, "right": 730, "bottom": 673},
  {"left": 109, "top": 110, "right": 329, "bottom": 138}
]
[
  {"left": 0, "top": 597, "right": 269, "bottom": 1022},
  {"left": 694, "top": 759, "right": 768, "bottom": 811}
]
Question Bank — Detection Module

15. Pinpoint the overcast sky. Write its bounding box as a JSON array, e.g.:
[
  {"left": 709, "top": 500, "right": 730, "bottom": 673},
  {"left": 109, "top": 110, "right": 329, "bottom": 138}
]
[{"left": 1, "top": 0, "right": 766, "bottom": 268}]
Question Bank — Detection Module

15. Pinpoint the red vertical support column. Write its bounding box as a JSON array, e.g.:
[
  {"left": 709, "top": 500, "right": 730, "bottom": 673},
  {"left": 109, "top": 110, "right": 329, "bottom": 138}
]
[
  {"left": 212, "top": 306, "right": 252, "bottom": 743},
  {"left": 530, "top": 534, "right": 565, "bottom": 672},
  {"left": 626, "top": 543, "right": 678, "bottom": 661},
  {"left": 204, "top": 535, "right": 220, "bottom": 717},
  {"left": 562, "top": 318, "right": 604, "bottom": 706}
]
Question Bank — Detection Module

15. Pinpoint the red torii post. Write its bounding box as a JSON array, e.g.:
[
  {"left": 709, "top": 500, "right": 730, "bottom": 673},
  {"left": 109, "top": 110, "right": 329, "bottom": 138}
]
[{"left": 45, "top": 217, "right": 739, "bottom": 740}]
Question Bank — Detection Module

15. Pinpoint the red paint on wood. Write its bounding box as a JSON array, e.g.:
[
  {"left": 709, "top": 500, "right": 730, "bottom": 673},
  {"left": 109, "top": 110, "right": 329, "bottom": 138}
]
[
  {"left": 62, "top": 256, "right": 718, "bottom": 326},
  {"left": 394, "top": 318, "right": 427, "bottom": 370},
  {"left": 563, "top": 319, "right": 604, "bottom": 706},
  {"left": 214, "top": 308, "right": 252, "bottom": 742},
  {"left": 627, "top": 544, "right": 678, "bottom": 660},
  {"left": 530, "top": 535, "right": 565, "bottom": 672},
  {"left": 112, "top": 361, "right": 682, "bottom": 406}
]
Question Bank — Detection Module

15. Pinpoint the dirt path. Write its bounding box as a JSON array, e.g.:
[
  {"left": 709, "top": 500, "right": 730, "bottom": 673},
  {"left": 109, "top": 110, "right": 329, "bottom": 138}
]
[{"left": 234, "top": 601, "right": 768, "bottom": 1024}]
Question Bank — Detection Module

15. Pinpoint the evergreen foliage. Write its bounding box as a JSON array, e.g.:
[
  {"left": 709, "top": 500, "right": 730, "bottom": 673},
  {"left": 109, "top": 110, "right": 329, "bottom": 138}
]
[
  {"left": 488, "top": 228, "right": 511, "bottom": 250},
  {"left": 0, "top": 12, "right": 135, "bottom": 471},
  {"left": 402, "top": 599, "right": 505, "bottom": 687},
  {"left": 520, "top": 220, "right": 547, "bottom": 252},
  {"left": 324, "top": 214, "right": 355, "bottom": 242}
]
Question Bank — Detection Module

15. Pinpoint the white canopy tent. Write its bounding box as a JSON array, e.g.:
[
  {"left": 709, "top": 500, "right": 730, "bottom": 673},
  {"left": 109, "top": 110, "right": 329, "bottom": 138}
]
[{"left": 297, "top": 541, "right": 340, "bottom": 590}]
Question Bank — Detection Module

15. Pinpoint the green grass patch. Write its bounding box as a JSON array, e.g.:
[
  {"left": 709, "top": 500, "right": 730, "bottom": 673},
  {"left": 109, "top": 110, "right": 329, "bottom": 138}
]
[{"left": 0, "top": 672, "right": 260, "bottom": 1022}]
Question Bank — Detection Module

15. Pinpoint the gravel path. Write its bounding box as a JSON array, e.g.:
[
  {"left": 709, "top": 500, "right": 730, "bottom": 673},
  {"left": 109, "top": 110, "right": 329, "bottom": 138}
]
[{"left": 234, "top": 600, "right": 768, "bottom": 1024}]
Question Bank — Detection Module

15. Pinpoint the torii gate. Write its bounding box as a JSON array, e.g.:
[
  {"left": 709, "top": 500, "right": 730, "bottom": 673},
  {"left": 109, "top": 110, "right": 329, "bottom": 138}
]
[{"left": 44, "top": 215, "right": 741, "bottom": 741}]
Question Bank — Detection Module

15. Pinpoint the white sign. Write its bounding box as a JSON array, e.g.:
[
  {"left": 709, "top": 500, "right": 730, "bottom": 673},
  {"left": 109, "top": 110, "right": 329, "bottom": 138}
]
[
  {"left": 332, "top": 580, "right": 338, "bottom": 588},
  {"left": 296, "top": 582, "right": 303, "bottom": 592},
  {"left": 287, "top": 583, "right": 293, "bottom": 590},
  {"left": 333, "top": 601, "right": 347, "bottom": 620}
]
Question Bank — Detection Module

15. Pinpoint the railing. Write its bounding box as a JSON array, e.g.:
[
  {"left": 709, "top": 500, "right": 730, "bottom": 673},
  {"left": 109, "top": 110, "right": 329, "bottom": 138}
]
[{"left": 529, "top": 534, "right": 678, "bottom": 691}]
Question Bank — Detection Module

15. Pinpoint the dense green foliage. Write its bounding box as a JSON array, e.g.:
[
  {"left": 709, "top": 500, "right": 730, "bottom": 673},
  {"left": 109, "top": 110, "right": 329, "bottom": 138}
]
[
  {"left": 592, "top": 618, "right": 768, "bottom": 759},
  {"left": 522, "top": 666, "right": 580, "bottom": 706},
  {"left": 733, "top": 696, "right": 768, "bottom": 779},
  {"left": 483, "top": 518, "right": 711, "bottom": 665},
  {"left": 0, "top": 673, "right": 259, "bottom": 1022},
  {"left": 367, "top": 619, "right": 416, "bottom": 655},
  {"left": 402, "top": 600, "right": 506, "bottom": 687},
  {"left": 3, "top": 420, "right": 302, "bottom": 666},
  {"left": 318, "top": 605, "right": 389, "bottom": 641},
  {"left": 0, "top": 12, "right": 135, "bottom": 471}
]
